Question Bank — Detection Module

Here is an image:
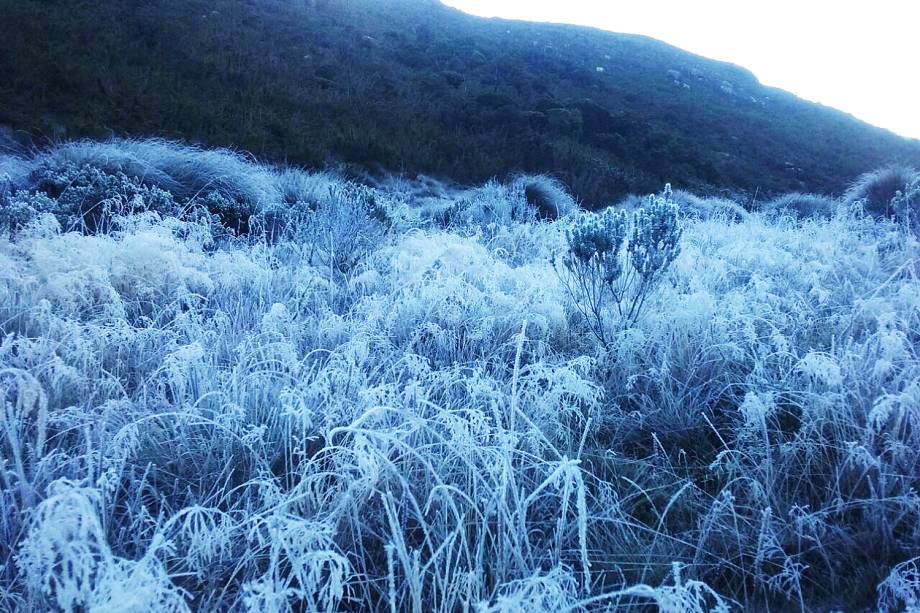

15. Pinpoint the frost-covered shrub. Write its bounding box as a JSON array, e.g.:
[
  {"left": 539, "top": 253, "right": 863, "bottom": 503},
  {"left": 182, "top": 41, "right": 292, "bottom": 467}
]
[
  {"left": 557, "top": 207, "right": 628, "bottom": 345},
  {"left": 670, "top": 189, "right": 749, "bottom": 222},
  {"left": 701, "top": 196, "right": 749, "bottom": 221},
  {"left": 616, "top": 188, "right": 746, "bottom": 223},
  {"left": 762, "top": 191, "right": 838, "bottom": 219},
  {"left": 890, "top": 175, "right": 920, "bottom": 232},
  {"left": 1, "top": 154, "right": 33, "bottom": 197},
  {"left": 273, "top": 167, "right": 338, "bottom": 208},
  {"left": 436, "top": 176, "right": 575, "bottom": 229},
  {"left": 438, "top": 180, "right": 532, "bottom": 228},
  {"left": 477, "top": 215, "right": 566, "bottom": 270},
  {"left": 32, "top": 138, "right": 278, "bottom": 206},
  {"left": 628, "top": 190, "right": 683, "bottom": 279},
  {"left": 190, "top": 190, "right": 255, "bottom": 235},
  {"left": 366, "top": 231, "right": 567, "bottom": 368},
  {"left": 306, "top": 183, "right": 391, "bottom": 274},
  {"left": 557, "top": 185, "right": 681, "bottom": 344},
  {"left": 844, "top": 165, "right": 919, "bottom": 218},
  {"left": 365, "top": 172, "right": 456, "bottom": 204},
  {"left": 18, "top": 162, "right": 181, "bottom": 233},
  {"left": 0, "top": 190, "right": 57, "bottom": 233},
  {"left": 613, "top": 192, "right": 646, "bottom": 212}
]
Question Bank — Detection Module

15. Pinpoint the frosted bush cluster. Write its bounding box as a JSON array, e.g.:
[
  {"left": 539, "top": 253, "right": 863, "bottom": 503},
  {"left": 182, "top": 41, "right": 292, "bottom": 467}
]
[
  {"left": 558, "top": 185, "right": 681, "bottom": 344},
  {"left": 1, "top": 139, "right": 919, "bottom": 611}
]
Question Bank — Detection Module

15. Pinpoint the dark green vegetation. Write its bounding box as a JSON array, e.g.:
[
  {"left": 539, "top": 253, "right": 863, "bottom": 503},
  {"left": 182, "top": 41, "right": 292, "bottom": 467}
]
[{"left": 2, "top": 0, "right": 920, "bottom": 205}]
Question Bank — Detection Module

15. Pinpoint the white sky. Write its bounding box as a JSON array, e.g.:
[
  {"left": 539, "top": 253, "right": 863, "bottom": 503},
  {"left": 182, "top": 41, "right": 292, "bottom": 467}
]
[{"left": 442, "top": 0, "right": 920, "bottom": 140}]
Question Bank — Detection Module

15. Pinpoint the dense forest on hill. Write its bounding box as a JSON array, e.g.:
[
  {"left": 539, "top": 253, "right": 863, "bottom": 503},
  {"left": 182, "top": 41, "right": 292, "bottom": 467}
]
[{"left": 2, "top": 0, "right": 920, "bottom": 204}]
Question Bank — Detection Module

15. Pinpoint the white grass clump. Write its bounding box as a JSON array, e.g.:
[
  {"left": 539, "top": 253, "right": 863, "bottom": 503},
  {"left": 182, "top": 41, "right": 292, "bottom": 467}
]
[{"left": 17, "top": 480, "right": 189, "bottom": 612}]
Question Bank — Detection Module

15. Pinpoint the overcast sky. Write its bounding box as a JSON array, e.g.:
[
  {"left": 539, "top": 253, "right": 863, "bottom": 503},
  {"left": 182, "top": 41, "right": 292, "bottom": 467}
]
[{"left": 442, "top": 0, "right": 920, "bottom": 140}]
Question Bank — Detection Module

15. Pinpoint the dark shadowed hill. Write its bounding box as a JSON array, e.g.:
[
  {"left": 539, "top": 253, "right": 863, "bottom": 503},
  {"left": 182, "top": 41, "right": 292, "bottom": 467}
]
[{"left": 2, "top": 0, "right": 919, "bottom": 205}]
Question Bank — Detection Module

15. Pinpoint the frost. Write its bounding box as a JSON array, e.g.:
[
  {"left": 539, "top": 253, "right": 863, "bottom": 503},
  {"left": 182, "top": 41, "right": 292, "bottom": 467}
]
[
  {"left": 2, "top": 139, "right": 919, "bottom": 611},
  {"left": 796, "top": 352, "right": 843, "bottom": 388},
  {"left": 556, "top": 185, "right": 681, "bottom": 344},
  {"left": 16, "top": 480, "right": 189, "bottom": 612},
  {"left": 878, "top": 557, "right": 920, "bottom": 613}
]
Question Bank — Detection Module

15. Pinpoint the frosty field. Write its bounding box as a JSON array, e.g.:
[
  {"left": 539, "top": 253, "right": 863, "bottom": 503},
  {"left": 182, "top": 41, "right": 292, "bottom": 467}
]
[{"left": 1, "top": 139, "right": 918, "bottom": 611}]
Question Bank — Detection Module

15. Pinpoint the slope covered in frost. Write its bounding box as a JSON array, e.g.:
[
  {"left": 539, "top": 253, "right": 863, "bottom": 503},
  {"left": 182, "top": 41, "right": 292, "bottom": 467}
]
[{"left": 1, "top": 139, "right": 919, "bottom": 611}]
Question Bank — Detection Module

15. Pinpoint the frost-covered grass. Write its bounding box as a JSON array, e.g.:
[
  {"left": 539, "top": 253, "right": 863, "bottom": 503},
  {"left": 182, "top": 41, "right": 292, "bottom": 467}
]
[{"left": 1, "top": 139, "right": 919, "bottom": 612}]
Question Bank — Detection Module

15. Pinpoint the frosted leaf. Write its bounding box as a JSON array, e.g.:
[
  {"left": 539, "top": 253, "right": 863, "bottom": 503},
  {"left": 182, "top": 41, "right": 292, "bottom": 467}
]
[
  {"left": 796, "top": 352, "right": 843, "bottom": 388},
  {"left": 739, "top": 391, "right": 774, "bottom": 428},
  {"left": 878, "top": 557, "right": 920, "bottom": 613}
]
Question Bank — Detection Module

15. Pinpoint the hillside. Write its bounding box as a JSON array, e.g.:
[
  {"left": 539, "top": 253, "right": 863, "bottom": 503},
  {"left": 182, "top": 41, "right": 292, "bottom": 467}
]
[{"left": 2, "top": 0, "right": 920, "bottom": 204}]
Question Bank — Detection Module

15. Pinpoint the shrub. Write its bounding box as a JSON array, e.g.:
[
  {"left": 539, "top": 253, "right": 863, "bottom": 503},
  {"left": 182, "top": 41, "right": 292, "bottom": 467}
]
[
  {"left": 844, "top": 165, "right": 919, "bottom": 218},
  {"left": 670, "top": 189, "right": 749, "bottom": 222},
  {"left": 306, "top": 183, "right": 390, "bottom": 274},
  {"left": 437, "top": 180, "right": 533, "bottom": 229},
  {"left": 0, "top": 154, "right": 31, "bottom": 189},
  {"left": 628, "top": 189, "right": 683, "bottom": 279},
  {"left": 32, "top": 138, "right": 278, "bottom": 208},
  {"left": 667, "top": 188, "right": 707, "bottom": 212},
  {"left": 190, "top": 190, "right": 254, "bottom": 236},
  {"left": 20, "top": 163, "right": 180, "bottom": 233},
  {"left": 699, "top": 196, "right": 749, "bottom": 221},
  {"left": 556, "top": 184, "right": 681, "bottom": 344},
  {"left": 762, "top": 192, "right": 838, "bottom": 219},
  {"left": 274, "top": 167, "right": 338, "bottom": 209},
  {"left": 5, "top": 139, "right": 388, "bottom": 237},
  {"left": 435, "top": 176, "right": 576, "bottom": 230},
  {"left": 890, "top": 176, "right": 920, "bottom": 232},
  {"left": 0, "top": 190, "right": 57, "bottom": 233},
  {"left": 613, "top": 193, "right": 646, "bottom": 212}
]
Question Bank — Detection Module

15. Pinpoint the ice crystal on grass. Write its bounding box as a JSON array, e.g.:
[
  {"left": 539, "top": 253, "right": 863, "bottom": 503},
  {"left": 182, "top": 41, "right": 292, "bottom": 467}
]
[
  {"left": 2, "top": 139, "right": 919, "bottom": 611},
  {"left": 17, "top": 480, "right": 189, "bottom": 612},
  {"left": 878, "top": 556, "right": 920, "bottom": 613}
]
